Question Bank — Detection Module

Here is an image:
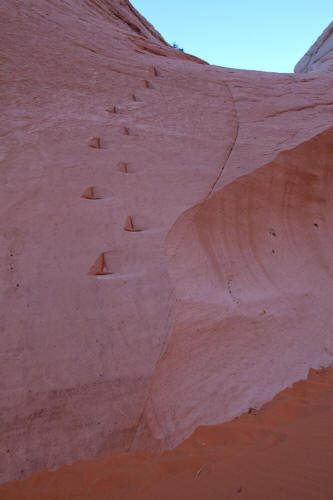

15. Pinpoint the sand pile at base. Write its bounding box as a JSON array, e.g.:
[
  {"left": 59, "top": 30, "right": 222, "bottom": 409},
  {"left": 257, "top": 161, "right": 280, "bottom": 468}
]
[{"left": 1, "top": 366, "right": 333, "bottom": 500}]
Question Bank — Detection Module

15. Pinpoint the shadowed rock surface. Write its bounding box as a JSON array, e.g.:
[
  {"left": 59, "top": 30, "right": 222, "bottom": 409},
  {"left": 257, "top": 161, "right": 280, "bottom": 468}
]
[{"left": 1, "top": 0, "right": 333, "bottom": 488}]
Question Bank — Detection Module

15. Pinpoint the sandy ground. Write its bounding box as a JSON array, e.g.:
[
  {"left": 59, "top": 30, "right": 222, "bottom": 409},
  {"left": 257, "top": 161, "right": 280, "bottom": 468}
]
[{"left": 1, "top": 366, "right": 333, "bottom": 499}]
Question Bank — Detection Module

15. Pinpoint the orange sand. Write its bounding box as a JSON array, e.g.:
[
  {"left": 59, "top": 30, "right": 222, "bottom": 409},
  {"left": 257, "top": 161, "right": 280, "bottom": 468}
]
[{"left": 1, "top": 367, "right": 333, "bottom": 499}]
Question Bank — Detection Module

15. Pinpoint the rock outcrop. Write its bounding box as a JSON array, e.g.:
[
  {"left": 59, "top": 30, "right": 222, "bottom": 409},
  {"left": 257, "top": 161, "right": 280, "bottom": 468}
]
[
  {"left": 1, "top": 0, "right": 333, "bottom": 485},
  {"left": 295, "top": 21, "right": 333, "bottom": 72}
]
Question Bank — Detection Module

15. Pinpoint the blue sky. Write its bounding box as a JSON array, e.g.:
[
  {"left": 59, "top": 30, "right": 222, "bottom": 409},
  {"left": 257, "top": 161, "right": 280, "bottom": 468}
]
[{"left": 131, "top": 0, "right": 332, "bottom": 73}]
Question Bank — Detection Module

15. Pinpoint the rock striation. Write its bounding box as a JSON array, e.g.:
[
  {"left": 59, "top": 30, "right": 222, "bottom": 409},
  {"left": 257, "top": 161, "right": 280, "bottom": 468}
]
[{"left": 1, "top": 0, "right": 333, "bottom": 486}]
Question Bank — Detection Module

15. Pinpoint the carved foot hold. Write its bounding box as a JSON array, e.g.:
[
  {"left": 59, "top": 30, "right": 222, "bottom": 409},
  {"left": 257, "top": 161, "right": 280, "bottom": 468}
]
[
  {"left": 119, "top": 161, "right": 133, "bottom": 173},
  {"left": 81, "top": 187, "right": 105, "bottom": 200},
  {"left": 88, "top": 137, "right": 101, "bottom": 149},
  {"left": 88, "top": 253, "right": 112, "bottom": 276},
  {"left": 124, "top": 216, "right": 142, "bottom": 232},
  {"left": 106, "top": 106, "right": 118, "bottom": 114},
  {"left": 144, "top": 80, "right": 153, "bottom": 89}
]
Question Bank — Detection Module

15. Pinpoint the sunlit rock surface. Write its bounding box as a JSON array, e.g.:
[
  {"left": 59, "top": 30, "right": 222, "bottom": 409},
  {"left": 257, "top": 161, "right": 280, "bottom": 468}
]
[{"left": 295, "top": 21, "right": 333, "bottom": 72}]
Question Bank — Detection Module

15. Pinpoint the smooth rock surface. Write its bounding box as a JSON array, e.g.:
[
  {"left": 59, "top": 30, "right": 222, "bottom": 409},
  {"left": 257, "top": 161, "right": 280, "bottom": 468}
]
[
  {"left": 138, "top": 128, "right": 333, "bottom": 450},
  {"left": 2, "top": 0, "right": 333, "bottom": 484}
]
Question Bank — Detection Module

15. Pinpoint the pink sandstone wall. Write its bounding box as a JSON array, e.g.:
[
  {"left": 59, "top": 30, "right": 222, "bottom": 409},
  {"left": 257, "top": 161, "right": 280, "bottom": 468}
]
[{"left": 1, "top": 0, "right": 333, "bottom": 483}]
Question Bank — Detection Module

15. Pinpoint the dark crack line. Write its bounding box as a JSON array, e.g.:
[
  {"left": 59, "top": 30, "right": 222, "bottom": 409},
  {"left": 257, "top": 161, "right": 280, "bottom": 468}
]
[
  {"left": 265, "top": 102, "right": 333, "bottom": 119},
  {"left": 129, "top": 81, "right": 240, "bottom": 452},
  {"left": 205, "top": 82, "right": 239, "bottom": 201}
]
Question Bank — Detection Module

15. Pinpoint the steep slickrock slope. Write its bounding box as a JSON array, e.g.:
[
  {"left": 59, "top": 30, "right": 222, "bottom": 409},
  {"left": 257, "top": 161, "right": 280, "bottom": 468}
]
[
  {"left": 2, "top": 0, "right": 333, "bottom": 486},
  {"left": 0, "top": 0, "right": 235, "bottom": 483}
]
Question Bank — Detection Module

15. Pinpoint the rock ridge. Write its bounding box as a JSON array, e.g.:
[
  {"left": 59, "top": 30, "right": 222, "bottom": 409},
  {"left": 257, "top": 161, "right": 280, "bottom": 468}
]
[{"left": 295, "top": 21, "right": 333, "bottom": 72}]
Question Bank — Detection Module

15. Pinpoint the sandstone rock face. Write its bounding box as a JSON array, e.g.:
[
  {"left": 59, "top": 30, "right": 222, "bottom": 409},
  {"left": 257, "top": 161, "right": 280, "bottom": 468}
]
[
  {"left": 295, "top": 21, "right": 333, "bottom": 72},
  {"left": 0, "top": 0, "right": 231, "bottom": 482},
  {"left": 1, "top": 0, "right": 333, "bottom": 484},
  {"left": 138, "top": 129, "right": 333, "bottom": 449}
]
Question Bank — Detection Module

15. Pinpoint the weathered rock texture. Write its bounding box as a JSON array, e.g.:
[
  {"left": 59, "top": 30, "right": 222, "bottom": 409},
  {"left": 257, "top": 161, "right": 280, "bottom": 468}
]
[
  {"left": 1, "top": 0, "right": 333, "bottom": 484},
  {"left": 295, "top": 21, "right": 333, "bottom": 72}
]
